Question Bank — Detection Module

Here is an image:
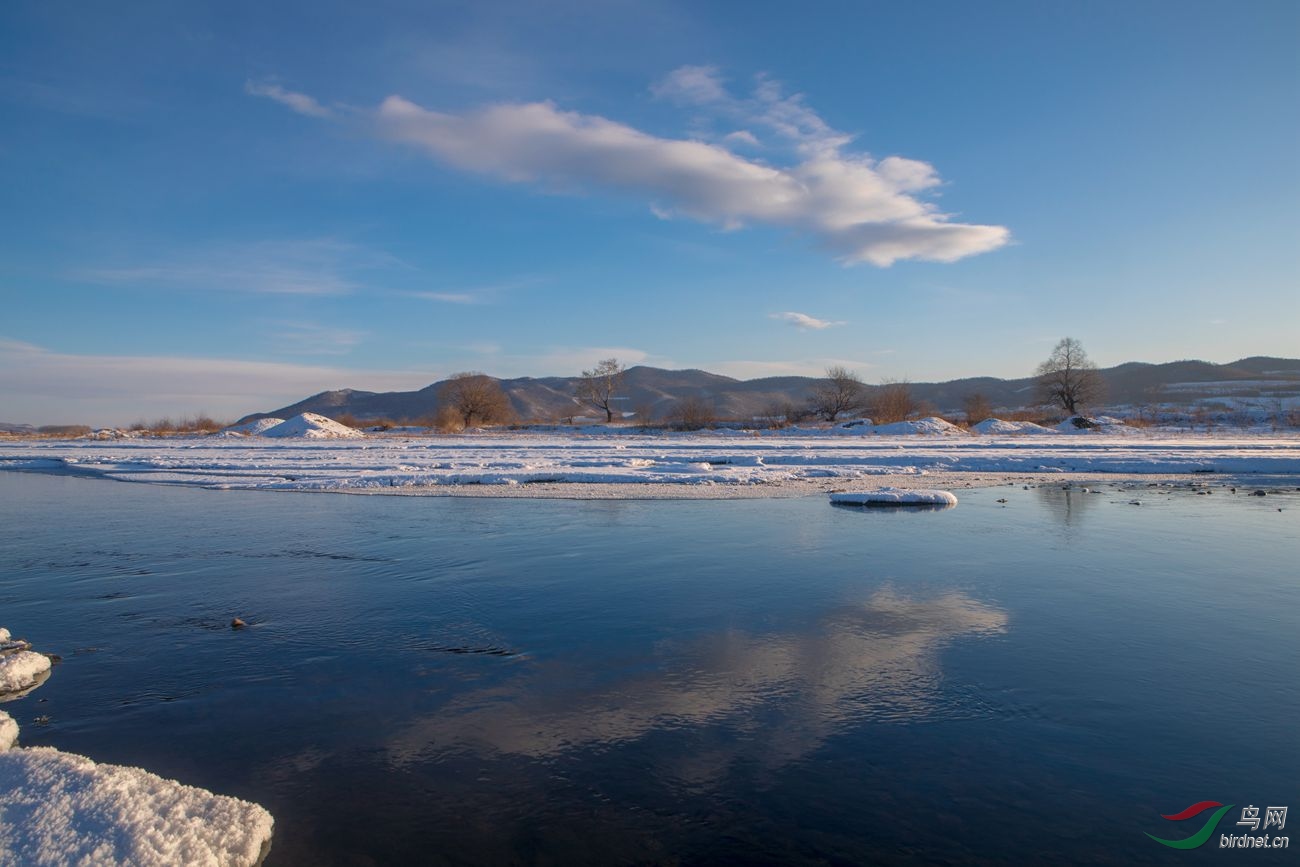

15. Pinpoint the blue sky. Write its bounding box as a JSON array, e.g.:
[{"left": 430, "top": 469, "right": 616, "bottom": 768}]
[{"left": 2, "top": 0, "right": 1297, "bottom": 424}]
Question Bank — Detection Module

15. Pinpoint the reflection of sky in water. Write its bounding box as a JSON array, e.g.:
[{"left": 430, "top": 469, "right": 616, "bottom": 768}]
[
  {"left": 388, "top": 588, "right": 1006, "bottom": 772},
  {"left": 1, "top": 473, "right": 1296, "bottom": 865}
]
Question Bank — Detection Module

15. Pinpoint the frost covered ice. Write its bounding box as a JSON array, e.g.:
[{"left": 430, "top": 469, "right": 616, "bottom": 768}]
[
  {"left": 0, "top": 710, "right": 16, "bottom": 752},
  {"left": 830, "top": 488, "right": 960, "bottom": 506},
  {"left": 0, "top": 650, "right": 51, "bottom": 698},
  {"left": 0, "top": 747, "right": 274, "bottom": 867},
  {"left": 2, "top": 428, "right": 1299, "bottom": 493}
]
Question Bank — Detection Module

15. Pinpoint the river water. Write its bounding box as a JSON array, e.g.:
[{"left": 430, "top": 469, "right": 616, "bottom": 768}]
[{"left": 1, "top": 472, "right": 1296, "bottom": 864}]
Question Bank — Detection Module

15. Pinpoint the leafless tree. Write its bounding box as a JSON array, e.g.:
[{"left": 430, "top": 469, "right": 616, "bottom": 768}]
[
  {"left": 869, "top": 379, "right": 918, "bottom": 424},
  {"left": 671, "top": 395, "right": 716, "bottom": 430},
  {"left": 439, "top": 372, "right": 514, "bottom": 428},
  {"left": 1036, "top": 338, "right": 1103, "bottom": 415},
  {"left": 576, "top": 358, "right": 627, "bottom": 423},
  {"left": 962, "top": 392, "right": 994, "bottom": 426},
  {"left": 808, "top": 365, "right": 866, "bottom": 421}
]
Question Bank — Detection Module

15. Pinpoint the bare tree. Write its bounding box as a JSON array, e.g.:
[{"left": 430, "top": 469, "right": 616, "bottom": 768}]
[
  {"left": 576, "top": 358, "right": 627, "bottom": 423},
  {"left": 868, "top": 378, "right": 918, "bottom": 424},
  {"left": 1036, "top": 338, "right": 1103, "bottom": 415},
  {"left": 808, "top": 366, "right": 866, "bottom": 421},
  {"left": 962, "top": 392, "right": 994, "bottom": 426},
  {"left": 439, "top": 372, "right": 514, "bottom": 428},
  {"left": 671, "top": 395, "right": 716, "bottom": 431}
]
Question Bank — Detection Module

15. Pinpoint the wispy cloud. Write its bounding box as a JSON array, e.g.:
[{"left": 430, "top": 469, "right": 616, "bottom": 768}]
[
  {"left": 0, "top": 339, "right": 431, "bottom": 426},
  {"left": 266, "top": 322, "right": 368, "bottom": 355},
  {"left": 245, "top": 80, "right": 335, "bottom": 118},
  {"left": 77, "top": 239, "right": 392, "bottom": 296},
  {"left": 769, "top": 311, "right": 845, "bottom": 330},
  {"left": 255, "top": 71, "right": 1009, "bottom": 267},
  {"left": 405, "top": 291, "right": 480, "bottom": 304}
]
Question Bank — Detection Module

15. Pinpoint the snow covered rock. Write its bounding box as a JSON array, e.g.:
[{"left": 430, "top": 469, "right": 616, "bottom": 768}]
[
  {"left": 830, "top": 488, "right": 959, "bottom": 506},
  {"left": 972, "top": 418, "right": 1056, "bottom": 435},
  {"left": 0, "top": 650, "right": 51, "bottom": 698},
  {"left": 260, "top": 413, "right": 364, "bottom": 439},
  {"left": 0, "top": 711, "right": 16, "bottom": 752},
  {"left": 0, "top": 747, "right": 274, "bottom": 867}
]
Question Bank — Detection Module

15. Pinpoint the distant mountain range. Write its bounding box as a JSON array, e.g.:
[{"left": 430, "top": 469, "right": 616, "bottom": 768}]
[{"left": 242, "top": 356, "right": 1300, "bottom": 424}]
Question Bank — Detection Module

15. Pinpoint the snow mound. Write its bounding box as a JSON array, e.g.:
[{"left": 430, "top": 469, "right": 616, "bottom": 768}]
[
  {"left": 972, "top": 418, "right": 1055, "bottom": 435},
  {"left": 223, "top": 418, "right": 285, "bottom": 436},
  {"left": 0, "top": 746, "right": 274, "bottom": 867},
  {"left": 1056, "top": 415, "right": 1135, "bottom": 434},
  {"left": 260, "top": 413, "right": 364, "bottom": 439},
  {"left": 0, "top": 650, "right": 51, "bottom": 697},
  {"left": 872, "top": 417, "right": 967, "bottom": 436},
  {"left": 0, "top": 711, "right": 15, "bottom": 752},
  {"left": 830, "top": 488, "right": 959, "bottom": 506}
]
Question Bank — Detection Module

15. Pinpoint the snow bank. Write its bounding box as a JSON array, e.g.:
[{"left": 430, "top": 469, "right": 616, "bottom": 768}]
[
  {"left": 0, "top": 747, "right": 273, "bottom": 867},
  {"left": 830, "top": 488, "right": 959, "bottom": 506},
  {"left": 260, "top": 413, "right": 364, "bottom": 439},
  {"left": 972, "top": 418, "right": 1055, "bottom": 435},
  {"left": 0, "top": 711, "right": 15, "bottom": 752},
  {"left": 222, "top": 418, "right": 285, "bottom": 436},
  {"left": 871, "top": 417, "right": 967, "bottom": 436},
  {"left": 0, "top": 650, "right": 51, "bottom": 697}
]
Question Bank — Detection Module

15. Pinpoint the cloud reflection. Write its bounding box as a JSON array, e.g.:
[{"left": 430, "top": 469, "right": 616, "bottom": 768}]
[{"left": 387, "top": 588, "right": 1007, "bottom": 776}]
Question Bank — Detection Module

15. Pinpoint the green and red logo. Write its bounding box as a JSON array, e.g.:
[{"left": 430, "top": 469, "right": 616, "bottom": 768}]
[{"left": 1147, "top": 801, "right": 1235, "bottom": 849}]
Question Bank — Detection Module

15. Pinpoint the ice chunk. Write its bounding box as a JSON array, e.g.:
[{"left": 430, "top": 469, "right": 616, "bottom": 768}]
[
  {"left": 0, "top": 711, "right": 16, "bottom": 752},
  {"left": 0, "top": 747, "right": 273, "bottom": 867},
  {"left": 830, "top": 488, "right": 959, "bottom": 506},
  {"left": 0, "top": 650, "right": 51, "bottom": 697}
]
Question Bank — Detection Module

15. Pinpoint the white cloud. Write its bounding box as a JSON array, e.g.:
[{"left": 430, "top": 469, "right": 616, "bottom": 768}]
[
  {"left": 77, "top": 239, "right": 390, "bottom": 296},
  {"left": 267, "top": 322, "right": 367, "bottom": 355},
  {"left": 245, "top": 80, "right": 334, "bottom": 118},
  {"left": 770, "top": 311, "right": 845, "bottom": 330},
  {"left": 367, "top": 83, "right": 1007, "bottom": 266},
  {"left": 0, "top": 339, "right": 430, "bottom": 427},
  {"left": 243, "top": 68, "right": 1009, "bottom": 266}
]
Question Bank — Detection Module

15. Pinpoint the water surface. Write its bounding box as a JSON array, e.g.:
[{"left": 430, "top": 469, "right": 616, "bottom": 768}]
[{"left": 1, "top": 473, "right": 1296, "bottom": 864}]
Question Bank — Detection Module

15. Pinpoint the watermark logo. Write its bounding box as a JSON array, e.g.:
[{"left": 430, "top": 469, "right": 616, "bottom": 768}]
[{"left": 1147, "top": 801, "right": 1289, "bottom": 850}]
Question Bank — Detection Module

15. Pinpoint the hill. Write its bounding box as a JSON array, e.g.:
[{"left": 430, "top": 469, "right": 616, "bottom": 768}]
[{"left": 240, "top": 357, "right": 1300, "bottom": 425}]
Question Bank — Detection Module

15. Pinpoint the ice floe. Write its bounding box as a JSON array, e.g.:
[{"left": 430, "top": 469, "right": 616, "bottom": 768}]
[
  {"left": 830, "top": 488, "right": 959, "bottom": 506},
  {"left": 0, "top": 650, "right": 51, "bottom": 698}
]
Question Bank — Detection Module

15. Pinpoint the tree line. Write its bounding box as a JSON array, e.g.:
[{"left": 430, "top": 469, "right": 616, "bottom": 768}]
[{"left": 388, "top": 338, "right": 1106, "bottom": 431}]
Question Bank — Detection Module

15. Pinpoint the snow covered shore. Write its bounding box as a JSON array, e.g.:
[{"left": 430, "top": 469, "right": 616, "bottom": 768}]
[
  {"left": 1, "top": 626, "right": 274, "bottom": 866},
  {"left": 2, "top": 429, "right": 1298, "bottom": 497}
]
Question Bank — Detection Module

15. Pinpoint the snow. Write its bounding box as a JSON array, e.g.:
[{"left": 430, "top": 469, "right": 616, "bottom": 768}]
[
  {"left": 0, "top": 711, "right": 16, "bottom": 752},
  {"left": 1055, "top": 415, "right": 1135, "bottom": 434},
  {"left": 0, "top": 746, "right": 273, "bottom": 867},
  {"left": 2, "top": 429, "right": 1299, "bottom": 493},
  {"left": 830, "top": 488, "right": 959, "bottom": 506},
  {"left": 260, "top": 412, "right": 364, "bottom": 439},
  {"left": 0, "top": 650, "right": 51, "bottom": 697},
  {"left": 972, "top": 418, "right": 1055, "bottom": 435},
  {"left": 869, "top": 417, "right": 967, "bottom": 436},
  {"left": 221, "top": 417, "right": 285, "bottom": 435}
]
